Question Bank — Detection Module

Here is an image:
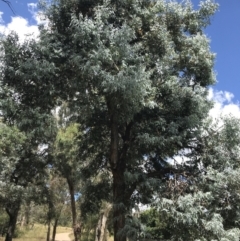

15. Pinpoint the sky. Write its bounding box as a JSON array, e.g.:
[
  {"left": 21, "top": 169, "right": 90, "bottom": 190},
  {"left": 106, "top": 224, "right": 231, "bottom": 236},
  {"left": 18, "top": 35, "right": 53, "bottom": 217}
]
[
  {"left": 0, "top": 0, "right": 240, "bottom": 119},
  {"left": 191, "top": 0, "right": 240, "bottom": 102}
]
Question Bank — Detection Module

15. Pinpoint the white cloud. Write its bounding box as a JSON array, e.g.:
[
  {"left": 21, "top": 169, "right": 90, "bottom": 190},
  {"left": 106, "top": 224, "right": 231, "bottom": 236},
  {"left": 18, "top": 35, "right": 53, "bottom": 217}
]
[
  {"left": 0, "top": 15, "right": 39, "bottom": 42},
  {"left": 208, "top": 88, "right": 240, "bottom": 119},
  {"left": 0, "top": 9, "right": 239, "bottom": 123},
  {"left": 0, "top": 2, "right": 49, "bottom": 43},
  {"left": 27, "top": 3, "right": 48, "bottom": 26},
  {"left": 0, "top": 12, "right": 4, "bottom": 23},
  {"left": 169, "top": 89, "right": 240, "bottom": 165},
  {"left": 208, "top": 88, "right": 234, "bottom": 104}
]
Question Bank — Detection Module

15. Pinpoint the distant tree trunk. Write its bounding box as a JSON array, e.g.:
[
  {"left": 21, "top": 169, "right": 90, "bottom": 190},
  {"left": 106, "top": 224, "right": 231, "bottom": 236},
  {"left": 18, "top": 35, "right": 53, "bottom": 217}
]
[
  {"left": 5, "top": 204, "right": 20, "bottom": 241},
  {"left": 25, "top": 202, "right": 31, "bottom": 226},
  {"left": 19, "top": 201, "right": 31, "bottom": 228},
  {"left": 51, "top": 218, "right": 58, "bottom": 241},
  {"left": 1, "top": 224, "right": 7, "bottom": 237},
  {"left": 46, "top": 219, "right": 51, "bottom": 241},
  {"left": 95, "top": 203, "right": 112, "bottom": 241},
  {"left": 20, "top": 201, "right": 31, "bottom": 228},
  {"left": 20, "top": 215, "right": 25, "bottom": 228},
  {"left": 67, "top": 177, "right": 79, "bottom": 241}
]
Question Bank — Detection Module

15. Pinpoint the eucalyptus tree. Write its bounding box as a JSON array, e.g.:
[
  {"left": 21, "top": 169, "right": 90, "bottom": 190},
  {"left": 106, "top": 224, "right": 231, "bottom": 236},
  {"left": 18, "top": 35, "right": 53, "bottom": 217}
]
[
  {"left": 0, "top": 122, "right": 49, "bottom": 241},
  {"left": 0, "top": 122, "right": 54, "bottom": 241},
  {"left": 0, "top": 118, "right": 55, "bottom": 241},
  {"left": 0, "top": 124, "right": 27, "bottom": 241},
  {"left": 46, "top": 175, "right": 69, "bottom": 241},
  {"left": 94, "top": 202, "right": 112, "bottom": 241},
  {"left": 1, "top": 1, "right": 218, "bottom": 241},
  {"left": 140, "top": 207, "right": 171, "bottom": 240},
  {"left": 151, "top": 116, "right": 240, "bottom": 240},
  {"left": 0, "top": 36, "right": 57, "bottom": 241},
  {"left": 53, "top": 119, "right": 82, "bottom": 241}
]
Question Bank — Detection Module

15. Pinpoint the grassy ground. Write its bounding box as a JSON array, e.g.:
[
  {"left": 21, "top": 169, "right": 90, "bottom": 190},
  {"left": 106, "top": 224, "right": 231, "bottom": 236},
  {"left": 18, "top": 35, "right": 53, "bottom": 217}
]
[
  {"left": 0, "top": 224, "right": 115, "bottom": 241},
  {"left": 0, "top": 223, "right": 72, "bottom": 241},
  {"left": 69, "top": 230, "right": 114, "bottom": 241}
]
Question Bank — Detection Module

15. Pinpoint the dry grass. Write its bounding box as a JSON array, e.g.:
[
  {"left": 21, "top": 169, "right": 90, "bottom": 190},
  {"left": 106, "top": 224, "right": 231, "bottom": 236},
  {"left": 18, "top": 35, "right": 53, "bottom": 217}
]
[
  {"left": 0, "top": 224, "right": 116, "bottom": 241},
  {"left": 55, "top": 225, "right": 72, "bottom": 233},
  {"left": 0, "top": 223, "right": 72, "bottom": 241},
  {"left": 108, "top": 236, "right": 114, "bottom": 241},
  {"left": 75, "top": 230, "right": 114, "bottom": 241},
  {"left": 68, "top": 230, "right": 114, "bottom": 241}
]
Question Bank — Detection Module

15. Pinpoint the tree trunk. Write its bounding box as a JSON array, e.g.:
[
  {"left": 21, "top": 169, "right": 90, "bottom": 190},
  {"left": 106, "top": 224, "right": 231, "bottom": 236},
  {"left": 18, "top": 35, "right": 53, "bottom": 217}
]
[
  {"left": 46, "top": 220, "right": 51, "bottom": 241},
  {"left": 95, "top": 203, "right": 112, "bottom": 241},
  {"left": 20, "top": 215, "right": 25, "bottom": 228},
  {"left": 108, "top": 105, "right": 130, "bottom": 241},
  {"left": 5, "top": 207, "right": 19, "bottom": 241},
  {"left": 112, "top": 170, "right": 126, "bottom": 241},
  {"left": 20, "top": 201, "right": 31, "bottom": 229},
  {"left": 67, "top": 178, "right": 79, "bottom": 241},
  {"left": 51, "top": 218, "right": 58, "bottom": 241},
  {"left": 25, "top": 201, "right": 31, "bottom": 226}
]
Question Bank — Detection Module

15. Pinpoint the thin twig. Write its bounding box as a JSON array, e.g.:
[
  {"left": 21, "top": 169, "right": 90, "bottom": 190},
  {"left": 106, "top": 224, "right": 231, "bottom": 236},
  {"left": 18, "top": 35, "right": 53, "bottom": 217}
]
[{"left": 1, "top": 0, "right": 15, "bottom": 15}]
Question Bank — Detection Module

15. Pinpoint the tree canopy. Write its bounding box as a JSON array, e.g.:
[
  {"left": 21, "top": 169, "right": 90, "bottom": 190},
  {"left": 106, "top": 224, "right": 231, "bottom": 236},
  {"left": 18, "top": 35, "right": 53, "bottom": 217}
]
[{"left": 1, "top": 0, "right": 231, "bottom": 241}]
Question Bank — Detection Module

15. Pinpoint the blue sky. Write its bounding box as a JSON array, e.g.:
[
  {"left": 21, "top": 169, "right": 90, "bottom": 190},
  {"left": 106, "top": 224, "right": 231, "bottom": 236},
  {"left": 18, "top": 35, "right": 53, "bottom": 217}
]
[
  {"left": 0, "top": 1, "right": 38, "bottom": 24},
  {"left": 0, "top": 0, "right": 240, "bottom": 117},
  {"left": 191, "top": 0, "right": 240, "bottom": 103}
]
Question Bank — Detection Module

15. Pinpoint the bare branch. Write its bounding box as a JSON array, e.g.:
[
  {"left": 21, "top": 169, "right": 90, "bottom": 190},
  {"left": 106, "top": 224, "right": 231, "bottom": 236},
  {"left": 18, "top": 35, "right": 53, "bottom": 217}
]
[{"left": 1, "top": 0, "right": 15, "bottom": 15}]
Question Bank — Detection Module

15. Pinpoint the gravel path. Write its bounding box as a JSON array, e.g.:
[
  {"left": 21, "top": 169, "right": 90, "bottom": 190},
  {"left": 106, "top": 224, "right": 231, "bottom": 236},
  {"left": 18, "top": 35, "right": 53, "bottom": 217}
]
[{"left": 54, "top": 232, "right": 72, "bottom": 241}]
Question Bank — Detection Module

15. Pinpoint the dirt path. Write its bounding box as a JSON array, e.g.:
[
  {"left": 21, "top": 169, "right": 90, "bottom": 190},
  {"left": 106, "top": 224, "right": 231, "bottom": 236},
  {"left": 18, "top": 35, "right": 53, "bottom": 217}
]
[{"left": 54, "top": 232, "right": 72, "bottom": 241}]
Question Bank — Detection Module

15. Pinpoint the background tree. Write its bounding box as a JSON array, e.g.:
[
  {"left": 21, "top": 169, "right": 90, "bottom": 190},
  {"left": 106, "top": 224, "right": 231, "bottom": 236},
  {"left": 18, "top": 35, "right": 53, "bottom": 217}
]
[
  {"left": 151, "top": 116, "right": 240, "bottom": 240},
  {"left": 95, "top": 202, "right": 112, "bottom": 241},
  {"left": 140, "top": 208, "right": 171, "bottom": 240},
  {"left": 79, "top": 170, "right": 112, "bottom": 241},
  {"left": 46, "top": 175, "right": 69, "bottom": 241},
  {"left": 0, "top": 116, "right": 54, "bottom": 241},
  {"left": 0, "top": 124, "right": 26, "bottom": 241},
  {"left": 0, "top": 34, "right": 57, "bottom": 241},
  {"left": 53, "top": 104, "right": 82, "bottom": 241}
]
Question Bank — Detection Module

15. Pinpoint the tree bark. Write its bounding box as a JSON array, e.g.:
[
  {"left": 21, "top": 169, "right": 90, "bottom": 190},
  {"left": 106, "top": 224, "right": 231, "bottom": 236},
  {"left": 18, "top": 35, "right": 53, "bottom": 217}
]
[
  {"left": 46, "top": 219, "right": 51, "bottom": 241},
  {"left": 25, "top": 201, "right": 31, "bottom": 226},
  {"left": 20, "top": 201, "right": 31, "bottom": 228},
  {"left": 112, "top": 170, "right": 126, "bottom": 241},
  {"left": 5, "top": 203, "right": 20, "bottom": 241},
  {"left": 108, "top": 103, "right": 131, "bottom": 241},
  {"left": 95, "top": 203, "right": 112, "bottom": 241},
  {"left": 51, "top": 218, "right": 58, "bottom": 241},
  {"left": 20, "top": 215, "right": 25, "bottom": 228},
  {"left": 67, "top": 178, "right": 79, "bottom": 241}
]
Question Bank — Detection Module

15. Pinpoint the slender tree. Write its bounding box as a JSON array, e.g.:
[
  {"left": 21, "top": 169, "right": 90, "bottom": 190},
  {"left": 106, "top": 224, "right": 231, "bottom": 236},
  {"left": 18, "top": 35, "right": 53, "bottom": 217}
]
[
  {"left": 48, "top": 176, "right": 69, "bottom": 241},
  {"left": 95, "top": 202, "right": 112, "bottom": 241},
  {"left": 52, "top": 103, "right": 82, "bottom": 241}
]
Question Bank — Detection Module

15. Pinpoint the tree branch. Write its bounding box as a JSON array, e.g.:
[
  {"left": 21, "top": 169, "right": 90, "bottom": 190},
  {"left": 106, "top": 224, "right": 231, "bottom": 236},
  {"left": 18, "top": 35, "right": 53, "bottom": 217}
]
[{"left": 1, "top": 0, "right": 15, "bottom": 14}]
